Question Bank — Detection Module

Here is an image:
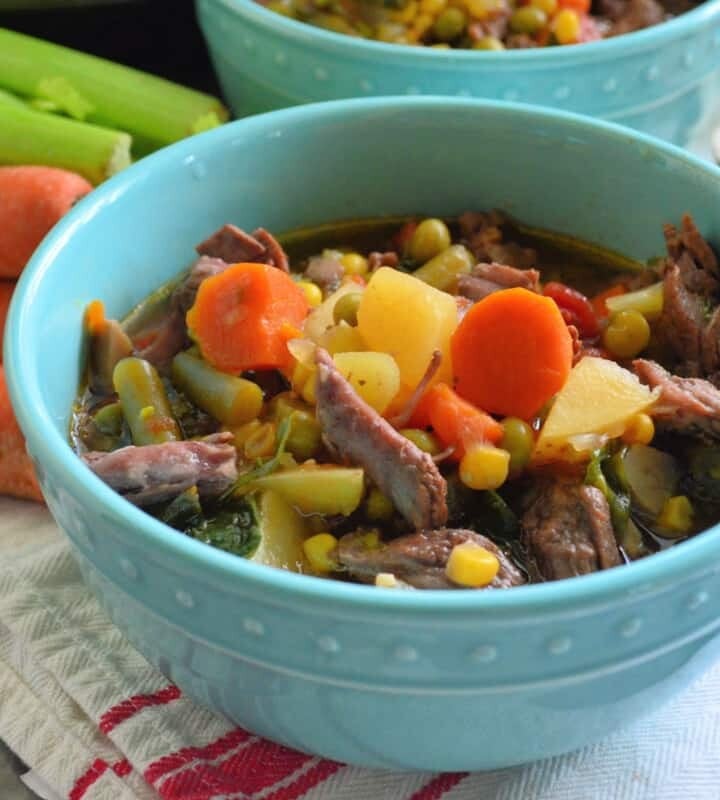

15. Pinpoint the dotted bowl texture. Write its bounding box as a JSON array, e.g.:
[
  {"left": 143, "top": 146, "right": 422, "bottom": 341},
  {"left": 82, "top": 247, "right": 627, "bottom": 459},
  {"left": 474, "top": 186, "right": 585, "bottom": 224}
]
[
  {"left": 8, "top": 98, "right": 720, "bottom": 770},
  {"left": 196, "top": 0, "right": 720, "bottom": 146}
]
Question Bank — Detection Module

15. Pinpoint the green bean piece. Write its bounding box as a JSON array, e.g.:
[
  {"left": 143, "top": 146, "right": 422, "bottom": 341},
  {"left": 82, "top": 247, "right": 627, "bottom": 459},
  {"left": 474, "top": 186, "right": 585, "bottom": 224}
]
[
  {"left": 113, "top": 357, "right": 181, "bottom": 445},
  {"left": 333, "top": 292, "right": 363, "bottom": 327},
  {"left": 85, "top": 301, "right": 133, "bottom": 396},
  {"left": 93, "top": 402, "right": 124, "bottom": 437},
  {"left": 158, "top": 486, "right": 202, "bottom": 530},
  {"left": 411, "top": 245, "right": 474, "bottom": 291},
  {"left": 171, "top": 351, "right": 263, "bottom": 427}
]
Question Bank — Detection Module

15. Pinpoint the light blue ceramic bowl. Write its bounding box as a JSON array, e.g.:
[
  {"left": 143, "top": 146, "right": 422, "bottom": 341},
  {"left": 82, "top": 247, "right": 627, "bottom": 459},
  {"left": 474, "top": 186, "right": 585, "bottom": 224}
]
[
  {"left": 196, "top": 0, "right": 720, "bottom": 147},
  {"left": 7, "top": 98, "right": 720, "bottom": 772}
]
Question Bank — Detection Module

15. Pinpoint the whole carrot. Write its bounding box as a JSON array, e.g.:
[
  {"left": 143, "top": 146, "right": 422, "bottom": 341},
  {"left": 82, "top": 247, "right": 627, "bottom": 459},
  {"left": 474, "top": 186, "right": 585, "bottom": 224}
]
[
  {"left": 0, "top": 281, "right": 15, "bottom": 360},
  {"left": 0, "top": 166, "right": 92, "bottom": 278},
  {"left": 0, "top": 365, "right": 43, "bottom": 502}
]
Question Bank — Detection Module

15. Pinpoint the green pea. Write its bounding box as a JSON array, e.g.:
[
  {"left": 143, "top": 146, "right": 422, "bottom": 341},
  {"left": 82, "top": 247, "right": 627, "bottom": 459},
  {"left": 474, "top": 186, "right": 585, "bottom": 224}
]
[
  {"left": 286, "top": 411, "right": 323, "bottom": 462},
  {"left": 408, "top": 218, "right": 452, "bottom": 264},
  {"left": 500, "top": 417, "right": 534, "bottom": 472},
  {"left": 432, "top": 7, "right": 467, "bottom": 41},
  {"left": 602, "top": 310, "right": 651, "bottom": 359},
  {"left": 366, "top": 487, "right": 394, "bottom": 521},
  {"left": 472, "top": 35, "right": 505, "bottom": 50},
  {"left": 333, "top": 292, "right": 363, "bottom": 327},
  {"left": 509, "top": 5, "right": 547, "bottom": 34},
  {"left": 399, "top": 428, "right": 441, "bottom": 455}
]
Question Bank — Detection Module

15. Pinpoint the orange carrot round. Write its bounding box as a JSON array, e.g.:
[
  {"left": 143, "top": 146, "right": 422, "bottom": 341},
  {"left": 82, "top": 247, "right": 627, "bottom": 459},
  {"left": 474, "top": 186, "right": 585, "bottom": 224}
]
[
  {"left": 0, "top": 166, "right": 92, "bottom": 278},
  {"left": 186, "top": 262, "right": 309, "bottom": 374},
  {"left": 412, "top": 382, "right": 503, "bottom": 460},
  {"left": 0, "top": 281, "right": 16, "bottom": 362},
  {"left": 451, "top": 287, "right": 572, "bottom": 420}
]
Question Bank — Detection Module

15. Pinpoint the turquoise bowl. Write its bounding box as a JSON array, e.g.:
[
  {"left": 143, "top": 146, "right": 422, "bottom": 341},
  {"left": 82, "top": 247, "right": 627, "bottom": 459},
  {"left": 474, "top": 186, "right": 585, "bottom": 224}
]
[
  {"left": 7, "top": 98, "right": 720, "bottom": 771},
  {"left": 196, "top": 0, "right": 720, "bottom": 147}
]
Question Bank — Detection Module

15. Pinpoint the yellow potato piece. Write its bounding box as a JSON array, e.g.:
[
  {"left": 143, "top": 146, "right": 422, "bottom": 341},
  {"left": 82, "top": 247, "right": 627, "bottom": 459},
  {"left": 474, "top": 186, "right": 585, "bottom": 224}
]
[
  {"left": 333, "top": 351, "right": 401, "bottom": 414},
  {"left": 534, "top": 357, "right": 659, "bottom": 462},
  {"left": 251, "top": 489, "right": 311, "bottom": 573},
  {"left": 357, "top": 267, "right": 457, "bottom": 388},
  {"left": 304, "top": 283, "right": 363, "bottom": 343},
  {"left": 253, "top": 466, "right": 365, "bottom": 516}
]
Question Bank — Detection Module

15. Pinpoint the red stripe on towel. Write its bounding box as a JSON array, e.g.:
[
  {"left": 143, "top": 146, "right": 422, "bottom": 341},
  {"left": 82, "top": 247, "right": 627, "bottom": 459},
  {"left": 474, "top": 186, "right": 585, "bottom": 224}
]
[
  {"left": 69, "top": 758, "right": 134, "bottom": 800},
  {"left": 409, "top": 773, "right": 469, "bottom": 800},
  {"left": 99, "top": 684, "right": 181, "bottom": 733},
  {"left": 144, "top": 728, "right": 252, "bottom": 784}
]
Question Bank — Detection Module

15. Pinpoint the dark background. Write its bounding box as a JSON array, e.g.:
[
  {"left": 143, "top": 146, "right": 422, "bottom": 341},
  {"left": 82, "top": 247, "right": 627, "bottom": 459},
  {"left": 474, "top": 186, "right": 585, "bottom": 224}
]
[{"left": 0, "top": 0, "right": 221, "bottom": 95}]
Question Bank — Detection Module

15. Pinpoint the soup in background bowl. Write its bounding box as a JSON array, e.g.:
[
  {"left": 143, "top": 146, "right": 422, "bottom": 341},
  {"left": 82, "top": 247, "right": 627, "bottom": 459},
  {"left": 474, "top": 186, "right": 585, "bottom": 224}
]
[{"left": 7, "top": 97, "right": 720, "bottom": 771}]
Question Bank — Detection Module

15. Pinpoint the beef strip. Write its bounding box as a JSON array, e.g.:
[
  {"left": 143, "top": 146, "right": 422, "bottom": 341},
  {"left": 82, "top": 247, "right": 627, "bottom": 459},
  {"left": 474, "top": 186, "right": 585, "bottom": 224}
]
[
  {"left": 608, "top": 0, "right": 665, "bottom": 34},
  {"left": 315, "top": 348, "right": 448, "bottom": 530},
  {"left": 658, "top": 215, "right": 720, "bottom": 381},
  {"left": 135, "top": 256, "right": 229, "bottom": 367},
  {"left": 195, "top": 224, "right": 289, "bottom": 272},
  {"left": 304, "top": 254, "right": 344, "bottom": 292},
  {"left": 336, "top": 528, "right": 525, "bottom": 589},
  {"left": 457, "top": 262, "right": 540, "bottom": 301},
  {"left": 634, "top": 359, "right": 720, "bottom": 442},
  {"left": 458, "top": 211, "right": 536, "bottom": 268},
  {"left": 522, "top": 478, "right": 621, "bottom": 581},
  {"left": 82, "top": 432, "right": 237, "bottom": 507},
  {"left": 368, "top": 251, "right": 400, "bottom": 271}
]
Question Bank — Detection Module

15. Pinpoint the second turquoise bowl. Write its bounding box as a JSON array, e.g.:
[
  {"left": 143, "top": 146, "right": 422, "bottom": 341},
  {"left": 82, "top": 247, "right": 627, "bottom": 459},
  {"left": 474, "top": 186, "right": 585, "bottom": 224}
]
[
  {"left": 197, "top": 0, "right": 720, "bottom": 148},
  {"left": 7, "top": 98, "right": 720, "bottom": 771}
]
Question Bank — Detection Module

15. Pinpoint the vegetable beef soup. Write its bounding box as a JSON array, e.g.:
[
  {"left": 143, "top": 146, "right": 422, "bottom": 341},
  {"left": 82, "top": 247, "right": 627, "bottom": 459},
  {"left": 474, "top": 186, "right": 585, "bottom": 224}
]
[
  {"left": 72, "top": 212, "right": 720, "bottom": 590},
  {"left": 256, "top": 0, "right": 702, "bottom": 50}
]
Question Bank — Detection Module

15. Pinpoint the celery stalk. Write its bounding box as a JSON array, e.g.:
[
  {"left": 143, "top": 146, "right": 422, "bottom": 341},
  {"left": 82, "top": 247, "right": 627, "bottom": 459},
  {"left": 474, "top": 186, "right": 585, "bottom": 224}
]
[
  {"left": 0, "top": 102, "right": 131, "bottom": 184},
  {"left": 0, "top": 28, "right": 229, "bottom": 150}
]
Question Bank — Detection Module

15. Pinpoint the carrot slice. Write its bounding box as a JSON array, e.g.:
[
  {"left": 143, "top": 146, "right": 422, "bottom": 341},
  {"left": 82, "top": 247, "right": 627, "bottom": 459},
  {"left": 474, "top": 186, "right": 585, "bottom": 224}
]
[
  {"left": 451, "top": 287, "right": 573, "bottom": 420},
  {"left": 186, "top": 262, "right": 309, "bottom": 374},
  {"left": 412, "top": 382, "right": 503, "bottom": 460},
  {"left": 0, "top": 365, "right": 43, "bottom": 502},
  {"left": 0, "top": 166, "right": 92, "bottom": 278}
]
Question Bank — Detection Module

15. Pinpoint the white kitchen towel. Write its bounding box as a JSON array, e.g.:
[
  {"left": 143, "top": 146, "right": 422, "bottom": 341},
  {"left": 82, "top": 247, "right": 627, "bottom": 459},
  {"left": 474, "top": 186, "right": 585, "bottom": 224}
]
[{"left": 1, "top": 497, "right": 719, "bottom": 800}]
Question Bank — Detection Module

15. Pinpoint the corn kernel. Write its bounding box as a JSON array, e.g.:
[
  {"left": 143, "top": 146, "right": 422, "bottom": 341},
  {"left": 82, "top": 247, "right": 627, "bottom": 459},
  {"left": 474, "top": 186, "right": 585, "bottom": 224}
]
[
  {"left": 530, "top": 0, "right": 557, "bottom": 14},
  {"left": 656, "top": 496, "right": 694, "bottom": 537},
  {"left": 446, "top": 541, "right": 500, "bottom": 587},
  {"left": 303, "top": 533, "right": 340, "bottom": 574},
  {"left": 340, "top": 252, "right": 369, "bottom": 276},
  {"left": 413, "top": 12, "right": 435, "bottom": 33},
  {"left": 376, "top": 572, "right": 401, "bottom": 588},
  {"left": 465, "top": 0, "right": 501, "bottom": 18},
  {"left": 394, "top": 0, "right": 419, "bottom": 22},
  {"left": 244, "top": 422, "right": 277, "bottom": 460},
  {"left": 301, "top": 369, "right": 317, "bottom": 405},
  {"left": 229, "top": 419, "right": 262, "bottom": 451},
  {"left": 139, "top": 405, "right": 155, "bottom": 420},
  {"left": 622, "top": 413, "right": 655, "bottom": 445},
  {"left": 459, "top": 445, "right": 510, "bottom": 490},
  {"left": 553, "top": 8, "right": 580, "bottom": 44},
  {"left": 421, "top": 0, "right": 447, "bottom": 13},
  {"left": 366, "top": 487, "right": 395, "bottom": 520},
  {"left": 297, "top": 280, "right": 323, "bottom": 307}
]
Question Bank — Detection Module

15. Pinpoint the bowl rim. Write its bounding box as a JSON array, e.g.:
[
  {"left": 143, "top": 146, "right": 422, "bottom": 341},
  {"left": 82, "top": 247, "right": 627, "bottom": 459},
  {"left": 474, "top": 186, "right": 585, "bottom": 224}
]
[
  {"left": 8, "top": 95, "right": 720, "bottom": 617},
  {"left": 205, "top": 0, "right": 720, "bottom": 65}
]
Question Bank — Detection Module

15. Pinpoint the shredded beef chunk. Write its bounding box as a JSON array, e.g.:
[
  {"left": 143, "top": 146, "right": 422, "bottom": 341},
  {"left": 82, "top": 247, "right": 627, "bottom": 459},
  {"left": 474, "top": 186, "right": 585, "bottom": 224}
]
[
  {"left": 458, "top": 211, "right": 537, "bottom": 268},
  {"left": 337, "top": 528, "right": 525, "bottom": 589},
  {"left": 82, "top": 432, "right": 237, "bottom": 507},
  {"left": 135, "top": 256, "right": 229, "bottom": 367},
  {"left": 634, "top": 359, "right": 720, "bottom": 442},
  {"left": 368, "top": 251, "right": 400, "bottom": 271},
  {"left": 522, "top": 478, "right": 621, "bottom": 581},
  {"left": 457, "top": 262, "right": 540, "bottom": 301},
  {"left": 659, "top": 215, "right": 720, "bottom": 381},
  {"left": 608, "top": 0, "right": 664, "bottom": 35},
  {"left": 195, "top": 224, "right": 289, "bottom": 272},
  {"left": 304, "top": 254, "right": 344, "bottom": 292},
  {"left": 315, "top": 348, "right": 448, "bottom": 530}
]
